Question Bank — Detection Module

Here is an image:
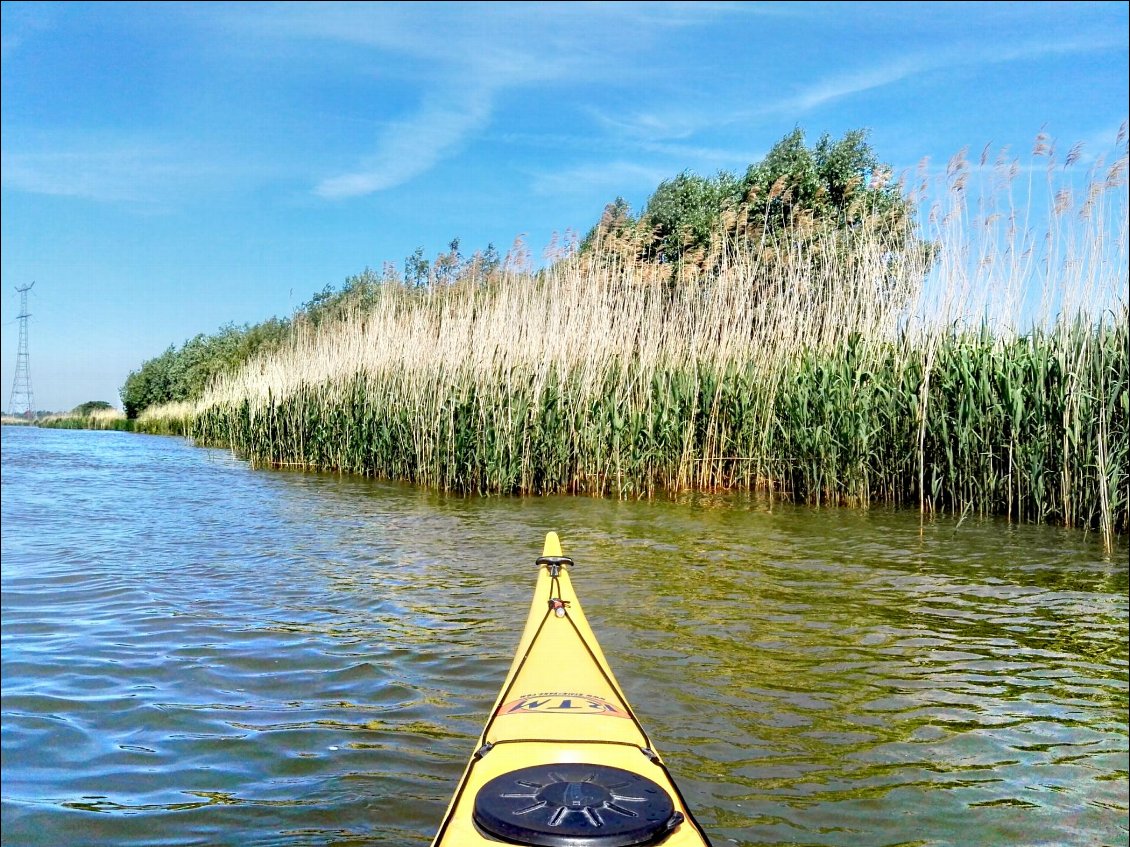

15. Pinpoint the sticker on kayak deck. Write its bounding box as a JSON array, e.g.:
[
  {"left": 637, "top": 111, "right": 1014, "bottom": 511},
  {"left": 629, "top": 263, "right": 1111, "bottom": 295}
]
[{"left": 497, "top": 692, "right": 630, "bottom": 718}]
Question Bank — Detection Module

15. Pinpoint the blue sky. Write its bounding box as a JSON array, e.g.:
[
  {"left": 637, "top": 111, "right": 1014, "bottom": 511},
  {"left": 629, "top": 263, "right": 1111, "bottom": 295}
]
[{"left": 2, "top": 1, "right": 1127, "bottom": 412}]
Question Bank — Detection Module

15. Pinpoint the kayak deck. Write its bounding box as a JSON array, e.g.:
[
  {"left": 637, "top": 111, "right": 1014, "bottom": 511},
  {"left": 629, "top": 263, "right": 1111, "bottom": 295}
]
[{"left": 431, "top": 532, "right": 712, "bottom": 846}]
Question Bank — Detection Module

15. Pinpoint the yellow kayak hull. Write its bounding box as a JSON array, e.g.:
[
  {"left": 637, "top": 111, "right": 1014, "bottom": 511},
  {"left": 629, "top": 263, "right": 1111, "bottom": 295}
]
[{"left": 431, "top": 532, "right": 711, "bottom": 846}]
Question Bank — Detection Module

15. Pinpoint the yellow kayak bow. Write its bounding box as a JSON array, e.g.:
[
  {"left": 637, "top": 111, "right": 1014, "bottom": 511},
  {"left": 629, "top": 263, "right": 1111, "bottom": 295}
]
[{"left": 431, "top": 532, "right": 712, "bottom": 846}]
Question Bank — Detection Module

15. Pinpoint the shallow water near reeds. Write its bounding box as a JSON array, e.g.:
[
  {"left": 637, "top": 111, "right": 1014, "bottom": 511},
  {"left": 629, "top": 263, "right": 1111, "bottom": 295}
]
[{"left": 2, "top": 425, "right": 1127, "bottom": 847}]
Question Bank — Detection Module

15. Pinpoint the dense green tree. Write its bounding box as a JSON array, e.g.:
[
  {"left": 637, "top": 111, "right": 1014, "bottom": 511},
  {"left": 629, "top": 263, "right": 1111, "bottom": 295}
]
[
  {"left": 120, "top": 238, "right": 507, "bottom": 418},
  {"left": 738, "top": 127, "right": 905, "bottom": 236},
  {"left": 121, "top": 319, "right": 291, "bottom": 418},
  {"left": 121, "top": 345, "right": 177, "bottom": 417},
  {"left": 581, "top": 127, "right": 920, "bottom": 274},
  {"left": 72, "top": 400, "right": 113, "bottom": 416},
  {"left": 641, "top": 172, "right": 742, "bottom": 263}
]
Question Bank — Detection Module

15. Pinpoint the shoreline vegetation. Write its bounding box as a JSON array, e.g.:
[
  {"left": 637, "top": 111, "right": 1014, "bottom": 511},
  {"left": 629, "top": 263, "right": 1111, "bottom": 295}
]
[
  {"left": 36, "top": 407, "right": 132, "bottom": 431},
  {"left": 4, "top": 404, "right": 133, "bottom": 431},
  {"left": 121, "top": 128, "right": 1127, "bottom": 551}
]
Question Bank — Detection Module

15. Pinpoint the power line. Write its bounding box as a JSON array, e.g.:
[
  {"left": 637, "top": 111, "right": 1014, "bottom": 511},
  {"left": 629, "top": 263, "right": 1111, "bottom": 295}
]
[{"left": 8, "top": 282, "right": 35, "bottom": 418}]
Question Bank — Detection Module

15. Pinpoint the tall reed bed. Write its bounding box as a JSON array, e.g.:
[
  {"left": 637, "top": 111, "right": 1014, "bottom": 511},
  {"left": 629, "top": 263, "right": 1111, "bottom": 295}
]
[
  {"left": 37, "top": 407, "right": 134, "bottom": 431},
  {"left": 136, "top": 400, "right": 195, "bottom": 436},
  {"left": 141, "top": 134, "right": 1129, "bottom": 550}
]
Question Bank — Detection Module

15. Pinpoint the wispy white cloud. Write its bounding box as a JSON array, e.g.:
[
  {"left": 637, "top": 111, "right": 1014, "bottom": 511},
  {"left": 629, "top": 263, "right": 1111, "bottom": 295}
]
[
  {"left": 781, "top": 58, "right": 926, "bottom": 114},
  {"left": 1, "top": 143, "right": 192, "bottom": 205},
  {"left": 213, "top": 2, "right": 731, "bottom": 199},
  {"left": 5, "top": 3, "right": 1122, "bottom": 208},
  {"left": 0, "top": 131, "right": 271, "bottom": 207},
  {"left": 531, "top": 161, "right": 673, "bottom": 198},
  {"left": 3, "top": 3, "right": 632, "bottom": 205},
  {"left": 588, "top": 107, "right": 708, "bottom": 142},
  {"left": 2, "top": 3, "right": 785, "bottom": 204},
  {"left": 771, "top": 35, "right": 1128, "bottom": 117},
  {"left": 315, "top": 90, "right": 493, "bottom": 198},
  {"left": 581, "top": 56, "right": 928, "bottom": 150},
  {"left": 588, "top": 0, "right": 814, "bottom": 27},
  {"left": 585, "top": 30, "right": 1127, "bottom": 153}
]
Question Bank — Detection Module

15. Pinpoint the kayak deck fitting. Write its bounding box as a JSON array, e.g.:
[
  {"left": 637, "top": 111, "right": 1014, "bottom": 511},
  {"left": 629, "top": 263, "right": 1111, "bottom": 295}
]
[{"left": 431, "top": 532, "right": 712, "bottom": 846}]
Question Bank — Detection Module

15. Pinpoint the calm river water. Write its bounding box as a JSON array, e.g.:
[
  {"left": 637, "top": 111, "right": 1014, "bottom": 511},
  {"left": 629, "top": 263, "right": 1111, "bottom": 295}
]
[{"left": 2, "top": 425, "right": 1127, "bottom": 847}]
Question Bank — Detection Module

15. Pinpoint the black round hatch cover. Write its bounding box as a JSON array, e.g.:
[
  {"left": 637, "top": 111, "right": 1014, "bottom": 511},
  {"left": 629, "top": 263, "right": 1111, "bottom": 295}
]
[{"left": 472, "top": 763, "right": 680, "bottom": 847}]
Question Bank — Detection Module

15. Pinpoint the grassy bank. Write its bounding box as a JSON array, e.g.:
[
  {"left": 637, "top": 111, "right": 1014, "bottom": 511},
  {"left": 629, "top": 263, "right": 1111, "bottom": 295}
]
[{"left": 138, "top": 136, "right": 1129, "bottom": 549}]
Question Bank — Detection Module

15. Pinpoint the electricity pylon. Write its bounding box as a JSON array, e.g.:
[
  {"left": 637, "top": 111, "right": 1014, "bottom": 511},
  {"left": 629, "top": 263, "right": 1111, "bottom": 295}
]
[{"left": 8, "top": 282, "right": 35, "bottom": 418}]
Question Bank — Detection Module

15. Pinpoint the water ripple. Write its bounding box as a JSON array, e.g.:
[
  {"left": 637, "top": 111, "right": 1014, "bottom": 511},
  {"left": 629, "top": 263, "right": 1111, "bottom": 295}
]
[{"left": 2, "top": 427, "right": 1127, "bottom": 846}]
